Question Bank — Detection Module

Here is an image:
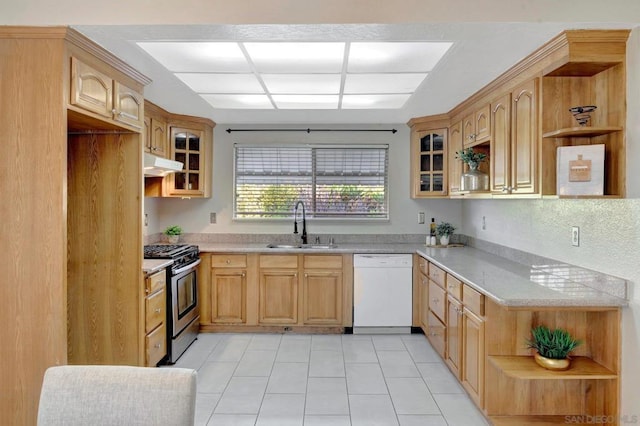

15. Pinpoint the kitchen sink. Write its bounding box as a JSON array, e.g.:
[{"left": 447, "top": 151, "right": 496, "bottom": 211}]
[
  {"left": 266, "top": 244, "right": 302, "bottom": 249},
  {"left": 265, "top": 243, "right": 337, "bottom": 249}
]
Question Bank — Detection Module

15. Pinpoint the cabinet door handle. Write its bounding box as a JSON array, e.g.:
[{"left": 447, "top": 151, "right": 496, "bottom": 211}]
[
  {"left": 154, "top": 343, "right": 161, "bottom": 349},
  {"left": 241, "top": 273, "right": 245, "bottom": 277},
  {"left": 226, "top": 259, "right": 231, "bottom": 264},
  {"left": 154, "top": 308, "right": 161, "bottom": 313}
]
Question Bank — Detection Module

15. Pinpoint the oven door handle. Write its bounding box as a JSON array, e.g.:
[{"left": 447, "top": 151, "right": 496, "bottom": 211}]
[{"left": 173, "top": 258, "right": 202, "bottom": 276}]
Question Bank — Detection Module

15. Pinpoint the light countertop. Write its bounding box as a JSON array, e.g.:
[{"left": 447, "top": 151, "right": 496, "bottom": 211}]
[
  {"left": 143, "top": 259, "right": 173, "bottom": 275},
  {"left": 194, "top": 242, "right": 627, "bottom": 308}
]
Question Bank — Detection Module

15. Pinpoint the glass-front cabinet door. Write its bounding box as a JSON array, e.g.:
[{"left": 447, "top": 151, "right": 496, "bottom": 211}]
[
  {"left": 411, "top": 128, "right": 448, "bottom": 198},
  {"left": 166, "top": 127, "right": 207, "bottom": 197}
]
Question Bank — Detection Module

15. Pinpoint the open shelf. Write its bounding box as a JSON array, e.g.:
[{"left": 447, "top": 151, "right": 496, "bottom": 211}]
[
  {"left": 542, "top": 126, "right": 622, "bottom": 138},
  {"left": 488, "top": 355, "right": 616, "bottom": 380}
]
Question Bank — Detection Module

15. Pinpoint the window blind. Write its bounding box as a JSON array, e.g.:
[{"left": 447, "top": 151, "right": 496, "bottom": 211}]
[{"left": 234, "top": 144, "right": 389, "bottom": 219}]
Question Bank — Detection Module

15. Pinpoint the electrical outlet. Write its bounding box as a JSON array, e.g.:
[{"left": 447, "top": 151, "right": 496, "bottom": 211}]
[
  {"left": 210, "top": 212, "right": 217, "bottom": 224},
  {"left": 571, "top": 226, "right": 580, "bottom": 247},
  {"left": 144, "top": 213, "right": 148, "bottom": 227},
  {"left": 482, "top": 216, "right": 486, "bottom": 230},
  {"left": 418, "top": 212, "right": 425, "bottom": 224}
]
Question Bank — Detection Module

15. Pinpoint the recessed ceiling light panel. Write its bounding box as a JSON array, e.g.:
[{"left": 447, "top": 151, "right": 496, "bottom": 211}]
[
  {"left": 244, "top": 42, "right": 345, "bottom": 73},
  {"left": 348, "top": 42, "right": 452, "bottom": 73},
  {"left": 200, "top": 94, "right": 274, "bottom": 109},
  {"left": 176, "top": 73, "right": 264, "bottom": 94},
  {"left": 344, "top": 73, "right": 428, "bottom": 94},
  {"left": 262, "top": 74, "right": 341, "bottom": 94},
  {"left": 342, "top": 94, "right": 411, "bottom": 109},
  {"left": 137, "top": 42, "right": 251, "bottom": 72},
  {"left": 272, "top": 94, "right": 339, "bottom": 109}
]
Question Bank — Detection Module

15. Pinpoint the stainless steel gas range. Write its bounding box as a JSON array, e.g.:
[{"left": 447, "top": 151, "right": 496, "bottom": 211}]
[{"left": 144, "top": 244, "right": 200, "bottom": 364}]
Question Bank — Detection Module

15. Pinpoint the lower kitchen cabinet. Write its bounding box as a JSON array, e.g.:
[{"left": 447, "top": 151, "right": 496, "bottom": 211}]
[
  {"left": 209, "top": 254, "right": 248, "bottom": 324},
  {"left": 199, "top": 252, "right": 352, "bottom": 331},
  {"left": 446, "top": 295, "right": 463, "bottom": 378},
  {"left": 303, "top": 255, "right": 344, "bottom": 325},
  {"left": 259, "top": 255, "right": 299, "bottom": 325},
  {"left": 461, "top": 307, "right": 485, "bottom": 407},
  {"left": 144, "top": 270, "right": 167, "bottom": 366}
]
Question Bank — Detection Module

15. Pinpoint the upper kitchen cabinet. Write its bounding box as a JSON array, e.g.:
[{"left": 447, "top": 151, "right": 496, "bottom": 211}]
[
  {"left": 409, "top": 29, "right": 630, "bottom": 200},
  {"left": 408, "top": 115, "right": 449, "bottom": 198},
  {"left": 69, "top": 56, "right": 144, "bottom": 131},
  {"left": 491, "top": 79, "right": 539, "bottom": 197},
  {"left": 144, "top": 101, "right": 169, "bottom": 158},
  {"left": 144, "top": 107, "right": 215, "bottom": 198},
  {"left": 539, "top": 30, "right": 628, "bottom": 198},
  {"left": 462, "top": 103, "right": 491, "bottom": 147}
]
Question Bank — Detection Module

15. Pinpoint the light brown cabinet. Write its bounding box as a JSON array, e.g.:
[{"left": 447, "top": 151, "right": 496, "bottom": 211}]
[
  {"left": 303, "top": 255, "right": 343, "bottom": 325},
  {"left": 144, "top": 101, "right": 169, "bottom": 158},
  {"left": 144, "top": 270, "right": 167, "bottom": 367},
  {"left": 144, "top": 102, "right": 215, "bottom": 198},
  {"left": 461, "top": 306, "right": 485, "bottom": 408},
  {"left": 462, "top": 104, "right": 490, "bottom": 147},
  {"left": 448, "top": 120, "right": 464, "bottom": 195},
  {"left": 209, "top": 254, "right": 248, "bottom": 324},
  {"left": 199, "top": 252, "right": 352, "bottom": 331},
  {"left": 259, "top": 255, "right": 299, "bottom": 325},
  {"left": 69, "top": 57, "right": 143, "bottom": 131},
  {"left": 445, "top": 294, "right": 463, "bottom": 378},
  {"left": 491, "top": 79, "right": 538, "bottom": 196},
  {"left": 412, "top": 30, "right": 629, "bottom": 200},
  {"left": 484, "top": 300, "right": 620, "bottom": 424},
  {"left": 408, "top": 116, "right": 450, "bottom": 198}
]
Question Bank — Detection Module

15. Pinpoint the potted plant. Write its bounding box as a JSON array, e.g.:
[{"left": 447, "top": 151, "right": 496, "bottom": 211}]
[
  {"left": 436, "top": 222, "right": 456, "bottom": 246},
  {"left": 164, "top": 225, "right": 183, "bottom": 244},
  {"left": 456, "top": 148, "right": 489, "bottom": 191},
  {"left": 526, "top": 325, "right": 582, "bottom": 371}
]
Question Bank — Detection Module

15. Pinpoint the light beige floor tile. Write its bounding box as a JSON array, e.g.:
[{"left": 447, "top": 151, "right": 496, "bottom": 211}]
[
  {"left": 349, "top": 394, "right": 399, "bottom": 426},
  {"left": 266, "top": 362, "right": 308, "bottom": 394},
  {"left": 386, "top": 377, "right": 440, "bottom": 415},
  {"left": 346, "top": 363, "right": 388, "bottom": 394}
]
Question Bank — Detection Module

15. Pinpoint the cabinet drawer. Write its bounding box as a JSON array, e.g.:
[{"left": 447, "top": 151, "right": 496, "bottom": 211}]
[
  {"left": 428, "top": 263, "right": 446, "bottom": 288},
  {"left": 145, "top": 288, "right": 165, "bottom": 333},
  {"left": 304, "top": 255, "right": 342, "bottom": 269},
  {"left": 146, "top": 323, "right": 166, "bottom": 367},
  {"left": 211, "top": 254, "right": 247, "bottom": 268},
  {"left": 427, "top": 311, "right": 446, "bottom": 358},
  {"left": 429, "top": 279, "right": 446, "bottom": 322},
  {"left": 260, "top": 254, "right": 298, "bottom": 268},
  {"left": 418, "top": 256, "right": 428, "bottom": 275},
  {"left": 145, "top": 270, "right": 166, "bottom": 296},
  {"left": 447, "top": 274, "right": 462, "bottom": 301},
  {"left": 463, "top": 285, "right": 485, "bottom": 317}
]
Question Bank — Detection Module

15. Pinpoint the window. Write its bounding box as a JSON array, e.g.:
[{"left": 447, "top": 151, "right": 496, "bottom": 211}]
[{"left": 234, "top": 144, "right": 389, "bottom": 219}]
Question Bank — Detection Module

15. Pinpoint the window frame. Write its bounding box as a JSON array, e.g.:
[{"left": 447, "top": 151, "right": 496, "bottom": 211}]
[{"left": 233, "top": 143, "right": 390, "bottom": 221}]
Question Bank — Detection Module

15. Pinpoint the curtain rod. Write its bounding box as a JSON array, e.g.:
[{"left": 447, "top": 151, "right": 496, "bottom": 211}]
[{"left": 226, "top": 128, "right": 397, "bottom": 134}]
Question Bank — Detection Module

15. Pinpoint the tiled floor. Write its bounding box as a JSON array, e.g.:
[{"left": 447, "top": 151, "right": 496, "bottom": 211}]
[{"left": 170, "top": 333, "right": 489, "bottom": 426}]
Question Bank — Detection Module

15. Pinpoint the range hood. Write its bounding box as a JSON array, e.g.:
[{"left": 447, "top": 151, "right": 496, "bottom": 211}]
[{"left": 144, "top": 153, "right": 183, "bottom": 177}]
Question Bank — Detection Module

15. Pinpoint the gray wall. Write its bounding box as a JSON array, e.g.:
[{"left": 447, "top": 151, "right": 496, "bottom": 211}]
[{"left": 144, "top": 124, "right": 462, "bottom": 238}]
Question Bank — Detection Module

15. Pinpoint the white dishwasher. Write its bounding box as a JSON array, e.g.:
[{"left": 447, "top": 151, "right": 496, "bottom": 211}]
[{"left": 353, "top": 254, "right": 413, "bottom": 333}]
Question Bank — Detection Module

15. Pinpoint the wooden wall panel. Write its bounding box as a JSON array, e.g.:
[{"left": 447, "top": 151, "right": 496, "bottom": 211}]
[
  {"left": 66, "top": 132, "right": 143, "bottom": 365},
  {"left": 0, "top": 37, "right": 68, "bottom": 426}
]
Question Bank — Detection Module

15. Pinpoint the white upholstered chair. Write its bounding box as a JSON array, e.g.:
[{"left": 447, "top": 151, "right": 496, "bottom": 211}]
[{"left": 37, "top": 365, "right": 197, "bottom": 426}]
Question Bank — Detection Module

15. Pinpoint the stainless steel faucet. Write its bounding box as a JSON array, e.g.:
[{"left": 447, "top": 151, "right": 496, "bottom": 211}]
[{"left": 293, "top": 200, "right": 308, "bottom": 244}]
